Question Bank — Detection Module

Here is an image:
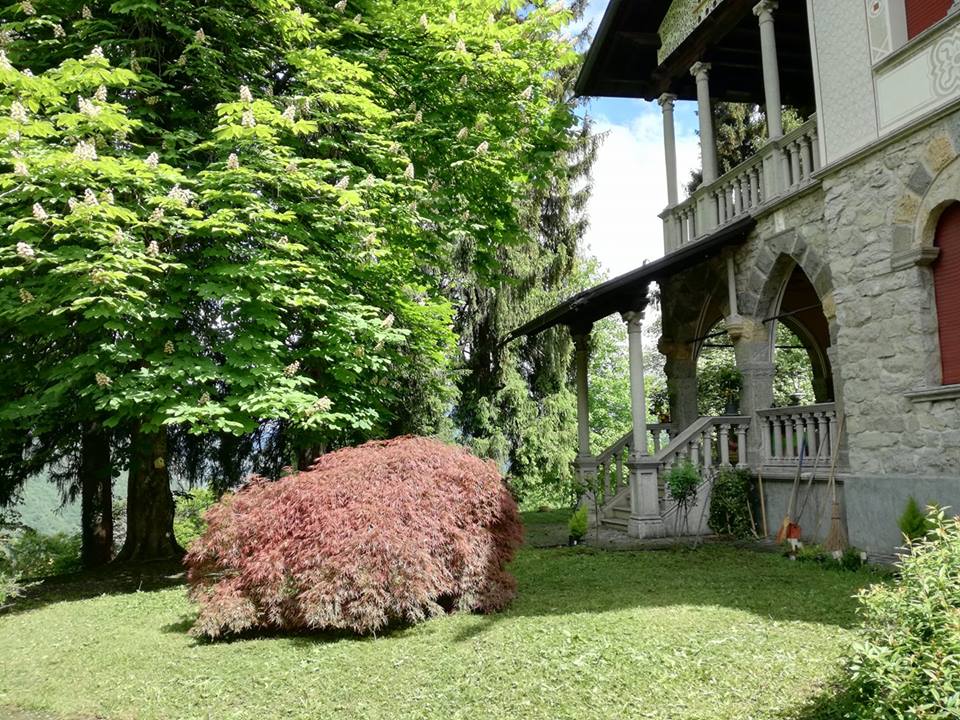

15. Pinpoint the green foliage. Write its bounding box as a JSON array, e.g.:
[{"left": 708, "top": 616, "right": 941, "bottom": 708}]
[
  {"left": 567, "top": 506, "right": 588, "bottom": 540},
  {"left": 898, "top": 496, "right": 933, "bottom": 544},
  {"left": 788, "top": 543, "right": 866, "bottom": 572},
  {"left": 666, "top": 461, "right": 700, "bottom": 505},
  {"left": 0, "top": 571, "right": 21, "bottom": 605},
  {"left": 708, "top": 468, "right": 754, "bottom": 538},
  {"left": 0, "top": 529, "right": 82, "bottom": 580},
  {"left": 848, "top": 509, "right": 960, "bottom": 716},
  {"left": 173, "top": 487, "right": 217, "bottom": 549}
]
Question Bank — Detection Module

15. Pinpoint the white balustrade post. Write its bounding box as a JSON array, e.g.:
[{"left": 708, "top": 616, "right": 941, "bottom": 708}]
[
  {"left": 735, "top": 424, "right": 749, "bottom": 468},
  {"left": 691, "top": 62, "right": 718, "bottom": 185},
  {"left": 622, "top": 311, "right": 649, "bottom": 456},
  {"left": 754, "top": 1, "right": 783, "bottom": 140},
  {"left": 659, "top": 93, "right": 679, "bottom": 207},
  {"left": 719, "top": 423, "right": 731, "bottom": 467},
  {"left": 572, "top": 329, "right": 597, "bottom": 489}
]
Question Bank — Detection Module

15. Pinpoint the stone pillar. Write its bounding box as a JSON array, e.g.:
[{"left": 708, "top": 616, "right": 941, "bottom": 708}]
[
  {"left": 659, "top": 338, "right": 699, "bottom": 434},
  {"left": 622, "top": 311, "right": 649, "bottom": 455},
  {"left": 690, "top": 62, "right": 718, "bottom": 185},
  {"left": 754, "top": 1, "right": 783, "bottom": 140},
  {"left": 659, "top": 93, "right": 680, "bottom": 207},
  {"left": 729, "top": 317, "right": 776, "bottom": 465},
  {"left": 572, "top": 329, "right": 591, "bottom": 459}
]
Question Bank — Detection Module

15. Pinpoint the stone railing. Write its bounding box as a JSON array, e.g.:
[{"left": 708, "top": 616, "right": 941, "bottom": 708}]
[
  {"left": 655, "top": 415, "right": 751, "bottom": 477},
  {"left": 592, "top": 424, "right": 671, "bottom": 505},
  {"left": 757, "top": 402, "right": 837, "bottom": 468},
  {"left": 662, "top": 115, "right": 820, "bottom": 252}
]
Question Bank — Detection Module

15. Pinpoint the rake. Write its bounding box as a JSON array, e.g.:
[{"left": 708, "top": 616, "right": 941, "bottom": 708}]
[{"left": 824, "top": 414, "right": 848, "bottom": 554}]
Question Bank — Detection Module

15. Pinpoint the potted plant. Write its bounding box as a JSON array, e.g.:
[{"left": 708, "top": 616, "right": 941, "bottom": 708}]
[
  {"left": 718, "top": 366, "right": 743, "bottom": 415},
  {"left": 567, "top": 506, "right": 588, "bottom": 546},
  {"left": 649, "top": 386, "right": 671, "bottom": 424}
]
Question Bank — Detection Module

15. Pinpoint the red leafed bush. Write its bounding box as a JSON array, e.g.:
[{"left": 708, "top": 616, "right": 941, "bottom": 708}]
[{"left": 184, "top": 436, "right": 523, "bottom": 638}]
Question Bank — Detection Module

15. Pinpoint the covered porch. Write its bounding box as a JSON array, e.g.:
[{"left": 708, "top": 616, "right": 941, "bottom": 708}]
[{"left": 506, "top": 230, "right": 841, "bottom": 539}]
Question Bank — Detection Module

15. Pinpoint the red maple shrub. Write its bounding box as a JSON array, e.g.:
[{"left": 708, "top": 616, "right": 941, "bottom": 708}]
[{"left": 184, "top": 436, "right": 523, "bottom": 638}]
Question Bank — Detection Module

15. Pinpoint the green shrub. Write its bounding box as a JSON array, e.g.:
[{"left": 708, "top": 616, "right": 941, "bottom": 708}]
[
  {"left": 174, "top": 488, "right": 218, "bottom": 550},
  {"left": 708, "top": 468, "right": 753, "bottom": 537},
  {"left": 666, "top": 461, "right": 701, "bottom": 505},
  {"left": 0, "top": 571, "right": 22, "bottom": 605},
  {"left": 0, "top": 530, "right": 82, "bottom": 580},
  {"left": 568, "top": 506, "right": 588, "bottom": 540},
  {"left": 848, "top": 508, "right": 960, "bottom": 716},
  {"left": 898, "top": 496, "right": 932, "bottom": 543},
  {"left": 787, "top": 542, "right": 865, "bottom": 571}
]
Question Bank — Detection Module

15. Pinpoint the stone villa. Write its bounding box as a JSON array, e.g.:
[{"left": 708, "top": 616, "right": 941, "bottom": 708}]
[{"left": 509, "top": 0, "right": 960, "bottom": 556}]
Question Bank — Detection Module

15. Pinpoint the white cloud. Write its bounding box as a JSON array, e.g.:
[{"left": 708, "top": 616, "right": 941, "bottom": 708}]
[{"left": 583, "top": 103, "right": 700, "bottom": 277}]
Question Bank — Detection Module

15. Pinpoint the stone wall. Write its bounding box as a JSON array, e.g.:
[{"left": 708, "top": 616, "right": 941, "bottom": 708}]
[{"left": 658, "top": 109, "right": 960, "bottom": 554}]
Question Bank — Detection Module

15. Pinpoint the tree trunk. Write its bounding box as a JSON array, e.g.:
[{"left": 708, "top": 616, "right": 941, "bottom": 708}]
[
  {"left": 80, "top": 422, "right": 113, "bottom": 568},
  {"left": 115, "top": 425, "right": 184, "bottom": 562}
]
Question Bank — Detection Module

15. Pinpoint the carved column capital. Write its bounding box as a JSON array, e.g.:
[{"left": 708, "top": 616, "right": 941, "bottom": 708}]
[
  {"left": 690, "top": 61, "right": 712, "bottom": 80},
  {"left": 753, "top": 0, "right": 777, "bottom": 22},
  {"left": 620, "top": 310, "right": 644, "bottom": 333},
  {"left": 657, "top": 93, "right": 677, "bottom": 111}
]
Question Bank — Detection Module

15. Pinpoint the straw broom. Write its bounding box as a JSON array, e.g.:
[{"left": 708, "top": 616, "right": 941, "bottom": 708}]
[{"left": 824, "top": 414, "right": 848, "bottom": 553}]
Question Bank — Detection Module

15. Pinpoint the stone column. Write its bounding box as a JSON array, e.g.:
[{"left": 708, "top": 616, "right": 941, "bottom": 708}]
[
  {"left": 572, "top": 329, "right": 591, "bottom": 460},
  {"left": 660, "top": 338, "right": 698, "bottom": 434},
  {"left": 622, "top": 311, "right": 664, "bottom": 538},
  {"left": 622, "top": 311, "right": 649, "bottom": 455},
  {"left": 753, "top": 0, "right": 783, "bottom": 140},
  {"left": 690, "top": 62, "right": 718, "bottom": 185},
  {"left": 729, "top": 317, "right": 776, "bottom": 465},
  {"left": 754, "top": 1, "right": 783, "bottom": 140},
  {"left": 659, "top": 93, "right": 680, "bottom": 207}
]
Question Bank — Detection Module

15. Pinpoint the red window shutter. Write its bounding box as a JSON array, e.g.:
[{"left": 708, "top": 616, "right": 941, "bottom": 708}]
[
  {"left": 905, "top": 0, "right": 953, "bottom": 39},
  {"left": 934, "top": 203, "right": 960, "bottom": 385}
]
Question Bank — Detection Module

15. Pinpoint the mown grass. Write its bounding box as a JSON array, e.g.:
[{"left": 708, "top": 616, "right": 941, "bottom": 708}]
[{"left": 0, "top": 543, "right": 876, "bottom": 720}]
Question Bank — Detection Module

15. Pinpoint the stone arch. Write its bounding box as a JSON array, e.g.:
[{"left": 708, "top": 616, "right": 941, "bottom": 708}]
[{"left": 915, "top": 154, "right": 960, "bottom": 253}]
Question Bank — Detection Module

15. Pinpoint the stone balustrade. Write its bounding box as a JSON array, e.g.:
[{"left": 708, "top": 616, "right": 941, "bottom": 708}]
[
  {"left": 591, "top": 424, "right": 671, "bottom": 505},
  {"left": 757, "top": 402, "right": 837, "bottom": 467},
  {"left": 662, "top": 116, "right": 820, "bottom": 252}
]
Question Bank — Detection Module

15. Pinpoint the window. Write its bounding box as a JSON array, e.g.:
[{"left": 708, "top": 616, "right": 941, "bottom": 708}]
[
  {"left": 933, "top": 202, "right": 960, "bottom": 385},
  {"left": 905, "top": 0, "right": 954, "bottom": 39}
]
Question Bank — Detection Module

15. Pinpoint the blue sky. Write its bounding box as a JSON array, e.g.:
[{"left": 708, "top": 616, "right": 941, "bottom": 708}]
[{"left": 575, "top": 0, "right": 701, "bottom": 276}]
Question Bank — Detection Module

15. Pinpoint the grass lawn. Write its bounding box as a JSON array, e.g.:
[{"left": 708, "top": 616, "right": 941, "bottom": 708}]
[{"left": 0, "top": 529, "right": 877, "bottom": 720}]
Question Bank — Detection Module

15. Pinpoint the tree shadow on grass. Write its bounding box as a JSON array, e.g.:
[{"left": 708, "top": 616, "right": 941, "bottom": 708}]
[
  {"left": 774, "top": 676, "right": 865, "bottom": 719},
  {"left": 450, "top": 544, "right": 880, "bottom": 642},
  {"left": 1, "top": 559, "right": 186, "bottom": 617}
]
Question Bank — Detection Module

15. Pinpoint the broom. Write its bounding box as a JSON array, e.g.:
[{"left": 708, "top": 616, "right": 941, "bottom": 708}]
[
  {"left": 824, "top": 414, "right": 848, "bottom": 553},
  {"left": 775, "top": 437, "right": 807, "bottom": 544}
]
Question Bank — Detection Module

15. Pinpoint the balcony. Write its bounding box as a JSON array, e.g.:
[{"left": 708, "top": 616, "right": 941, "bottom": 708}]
[{"left": 662, "top": 115, "right": 821, "bottom": 253}]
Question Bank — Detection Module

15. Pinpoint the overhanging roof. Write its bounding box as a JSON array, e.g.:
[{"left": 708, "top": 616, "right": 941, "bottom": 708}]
[
  {"left": 575, "top": 0, "right": 815, "bottom": 108},
  {"left": 505, "top": 216, "right": 756, "bottom": 342}
]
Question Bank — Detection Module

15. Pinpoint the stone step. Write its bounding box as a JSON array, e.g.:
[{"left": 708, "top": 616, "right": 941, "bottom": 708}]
[{"left": 600, "top": 516, "right": 628, "bottom": 530}]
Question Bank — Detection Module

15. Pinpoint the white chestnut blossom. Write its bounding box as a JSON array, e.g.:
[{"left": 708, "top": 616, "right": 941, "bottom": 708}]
[
  {"left": 493, "top": 41, "right": 502, "bottom": 54},
  {"left": 282, "top": 105, "right": 296, "bottom": 121},
  {"left": 53, "top": 24, "right": 66, "bottom": 38},
  {"left": 449, "top": 10, "right": 457, "bottom": 22},
  {"left": 455, "top": 39, "right": 466, "bottom": 53},
  {"left": 382, "top": 313, "right": 395, "bottom": 328},
  {"left": 167, "top": 184, "right": 193, "bottom": 204},
  {"left": 283, "top": 361, "right": 300, "bottom": 377},
  {"left": 19, "top": 288, "right": 33, "bottom": 303},
  {"left": 285, "top": 161, "right": 297, "bottom": 174},
  {"left": 130, "top": 54, "right": 140, "bottom": 72},
  {"left": 227, "top": 153, "right": 239, "bottom": 170},
  {"left": 74, "top": 140, "right": 98, "bottom": 161},
  {"left": 94, "top": 85, "right": 108, "bottom": 102},
  {"left": 145, "top": 152, "right": 159, "bottom": 169},
  {"left": 335, "top": 175, "right": 350, "bottom": 189},
  {"left": 13, "top": 160, "right": 28, "bottom": 177},
  {"left": 456, "top": 127, "right": 468, "bottom": 141},
  {"left": 90, "top": 269, "right": 108, "bottom": 285},
  {"left": 95, "top": 372, "right": 112, "bottom": 387},
  {"left": 475, "top": 140, "right": 489, "bottom": 154},
  {"left": 334, "top": 0, "right": 346, "bottom": 11},
  {"left": 520, "top": 85, "right": 533, "bottom": 100},
  {"left": 353, "top": 13, "right": 361, "bottom": 22},
  {"left": 198, "top": 392, "right": 210, "bottom": 405},
  {"left": 147, "top": 240, "right": 159, "bottom": 256},
  {"left": 83, "top": 188, "right": 99, "bottom": 205},
  {"left": 388, "top": 141, "right": 400, "bottom": 154},
  {"left": 459, "top": 74, "right": 468, "bottom": 87},
  {"left": 78, "top": 97, "right": 101, "bottom": 117},
  {"left": 239, "top": 85, "right": 253, "bottom": 103},
  {"left": 195, "top": 28, "right": 206, "bottom": 42},
  {"left": 312, "top": 396, "right": 332, "bottom": 413},
  {"left": 16, "top": 241, "right": 34, "bottom": 260},
  {"left": 88, "top": 46, "right": 104, "bottom": 60},
  {"left": 10, "top": 101, "right": 28, "bottom": 124},
  {"left": 164, "top": 340, "right": 174, "bottom": 354},
  {"left": 67, "top": 198, "right": 78, "bottom": 212},
  {"left": 81, "top": 5, "right": 92, "bottom": 19},
  {"left": 241, "top": 109, "right": 256, "bottom": 127},
  {"left": 419, "top": 13, "right": 428, "bottom": 28},
  {"left": 32, "top": 202, "right": 47, "bottom": 221},
  {"left": 20, "top": 1, "right": 35, "bottom": 16},
  {"left": 149, "top": 207, "right": 164, "bottom": 222},
  {"left": 0, "top": 51, "right": 11, "bottom": 71},
  {"left": 403, "top": 163, "right": 415, "bottom": 180},
  {"left": 100, "top": 188, "right": 114, "bottom": 204},
  {"left": 414, "top": 110, "right": 422, "bottom": 123},
  {"left": 378, "top": 49, "right": 388, "bottom": 61},
  {"left": 112, "top": 229, "right": 124, "bottom": 244}
]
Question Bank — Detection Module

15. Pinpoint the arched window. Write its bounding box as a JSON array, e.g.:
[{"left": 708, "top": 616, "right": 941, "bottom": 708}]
[
  {"left": 933, "top": 202, "right": 960, "bottom": 385},
  {"left": 905, "top": 0, "right": 953, "bottom": 39}
]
